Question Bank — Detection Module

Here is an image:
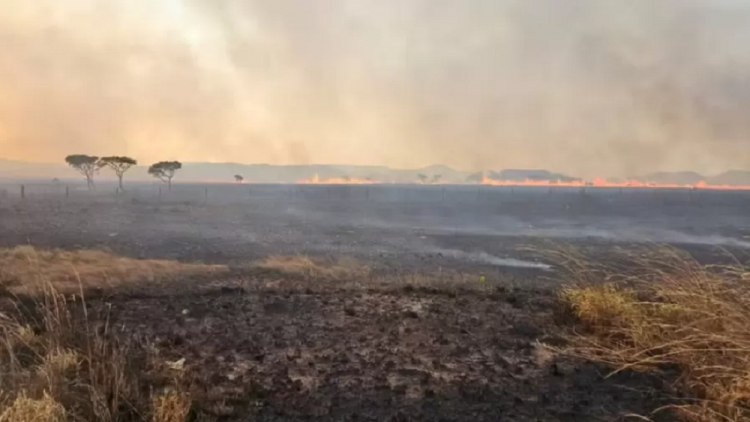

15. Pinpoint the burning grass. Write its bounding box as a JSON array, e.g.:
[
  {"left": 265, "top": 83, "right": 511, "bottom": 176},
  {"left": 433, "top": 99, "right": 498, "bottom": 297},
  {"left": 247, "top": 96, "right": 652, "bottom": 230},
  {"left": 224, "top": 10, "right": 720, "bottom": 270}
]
[
  {"left": 0, "top": 246, "right": 226, "bottom": 294},
  {"left": 555, "top": 247, "right": 750, "bottom": 422}
]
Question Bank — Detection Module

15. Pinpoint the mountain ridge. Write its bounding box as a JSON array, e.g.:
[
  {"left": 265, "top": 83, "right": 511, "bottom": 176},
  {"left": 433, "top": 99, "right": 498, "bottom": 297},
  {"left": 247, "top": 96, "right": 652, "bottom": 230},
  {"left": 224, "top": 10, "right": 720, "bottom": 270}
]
[{"left": 1, "top": 159, "right": 750, "bottom": 185}]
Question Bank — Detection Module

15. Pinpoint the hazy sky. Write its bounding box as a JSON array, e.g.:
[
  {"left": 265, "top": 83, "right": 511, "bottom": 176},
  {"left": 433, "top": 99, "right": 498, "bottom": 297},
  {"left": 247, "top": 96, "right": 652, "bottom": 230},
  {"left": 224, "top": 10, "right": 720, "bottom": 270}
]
[{"left": 2, "top": 0, "right": 750, "bottom": 177}]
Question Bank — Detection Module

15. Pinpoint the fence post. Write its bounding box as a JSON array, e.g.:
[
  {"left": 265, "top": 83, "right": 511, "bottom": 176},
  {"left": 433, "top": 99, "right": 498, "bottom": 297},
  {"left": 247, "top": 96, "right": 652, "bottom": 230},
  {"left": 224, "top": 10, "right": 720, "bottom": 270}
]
[
  {"left": 65, "top": 186, "right": 69, "bottom": 198},
  {"left": 20, "top": 185, "right": 25, "bottom": 200}
]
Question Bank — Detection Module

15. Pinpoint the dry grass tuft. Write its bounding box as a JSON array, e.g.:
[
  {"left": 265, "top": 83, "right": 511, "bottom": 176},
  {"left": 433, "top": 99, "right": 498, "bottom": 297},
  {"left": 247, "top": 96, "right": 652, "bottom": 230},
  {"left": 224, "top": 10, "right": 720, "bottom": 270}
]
[
  {"left": 0, "top": 247, "right": 205, "bottom": 422},
  {"left": 258, "top": 255, "right": 369, "bottom": 280},
  {"left": 556, "top": 246, "right": 750, "bottom": 422},
  {"left": 151, "top": 389, "right": 191, "bottom": 422},
  {"left": 0, "top": 392, "right": 65, "bottom": 422},
  {"left": 560, "top": 284, "right": 640, "bottom": 328},
  {"left": 0, "top": 282, "right": 193, "bottom": 422},
  {"left": 0, "top": 245, "right": 226, "bottom": 294}
]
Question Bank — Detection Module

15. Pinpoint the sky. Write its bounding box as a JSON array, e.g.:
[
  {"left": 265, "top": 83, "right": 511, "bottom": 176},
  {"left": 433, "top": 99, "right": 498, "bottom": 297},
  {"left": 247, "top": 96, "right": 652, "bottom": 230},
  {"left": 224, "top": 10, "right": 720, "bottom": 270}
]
[{"left": 1, "top": 0, "right": 750, "bottom": 177}]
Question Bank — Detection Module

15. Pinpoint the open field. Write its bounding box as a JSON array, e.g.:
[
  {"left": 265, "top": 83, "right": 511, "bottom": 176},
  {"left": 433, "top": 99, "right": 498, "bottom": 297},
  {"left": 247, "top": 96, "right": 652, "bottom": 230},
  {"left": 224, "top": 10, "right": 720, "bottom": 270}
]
[{"left": 1, "top": 185, "right": 750, "bottom": 421}]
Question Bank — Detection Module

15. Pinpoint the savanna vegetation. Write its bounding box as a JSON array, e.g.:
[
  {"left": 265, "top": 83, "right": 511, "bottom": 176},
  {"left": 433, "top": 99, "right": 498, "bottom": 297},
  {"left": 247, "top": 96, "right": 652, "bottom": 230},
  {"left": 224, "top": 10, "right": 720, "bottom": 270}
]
[{"left": 64, "top": 155, "right": 182, "bottom": 190}]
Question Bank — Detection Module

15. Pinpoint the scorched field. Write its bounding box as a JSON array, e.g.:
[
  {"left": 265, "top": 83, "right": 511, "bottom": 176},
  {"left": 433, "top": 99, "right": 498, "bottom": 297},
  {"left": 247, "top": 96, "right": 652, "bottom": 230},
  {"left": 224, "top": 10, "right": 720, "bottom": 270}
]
[{"left": 1, "top": 184, "right": 749, "bottom": 422}]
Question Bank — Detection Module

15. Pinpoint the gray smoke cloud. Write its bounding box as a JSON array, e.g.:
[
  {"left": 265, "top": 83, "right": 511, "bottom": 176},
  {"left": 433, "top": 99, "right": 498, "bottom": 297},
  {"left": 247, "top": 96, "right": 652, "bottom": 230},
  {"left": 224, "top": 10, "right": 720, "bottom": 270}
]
[{"left": 2, "top": 0, "right": 750, "bottom": 177}]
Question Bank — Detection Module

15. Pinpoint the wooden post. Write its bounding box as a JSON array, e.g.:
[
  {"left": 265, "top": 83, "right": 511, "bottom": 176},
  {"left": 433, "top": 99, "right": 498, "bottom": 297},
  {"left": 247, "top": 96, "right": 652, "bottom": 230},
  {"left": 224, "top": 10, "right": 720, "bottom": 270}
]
[
  {"left": 65, "top": 186, "right": 69, "bottom": 198},
  {"left": 20, "top": 185, "right": 25, "bottom": 200}
]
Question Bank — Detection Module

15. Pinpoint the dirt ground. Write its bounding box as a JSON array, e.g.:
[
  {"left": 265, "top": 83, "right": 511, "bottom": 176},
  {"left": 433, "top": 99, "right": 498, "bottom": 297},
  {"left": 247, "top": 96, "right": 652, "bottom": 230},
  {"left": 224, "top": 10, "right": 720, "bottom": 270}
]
[{"left": 2, "top": 192, "right": 747, "bottom": 421}]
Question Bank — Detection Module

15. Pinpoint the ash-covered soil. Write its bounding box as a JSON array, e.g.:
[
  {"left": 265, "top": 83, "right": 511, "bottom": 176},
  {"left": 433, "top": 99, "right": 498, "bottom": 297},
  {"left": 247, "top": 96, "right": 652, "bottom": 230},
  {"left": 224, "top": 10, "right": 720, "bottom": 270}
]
[
  {"left": 2, "top": 192, "right": 749, "bottom": 269},
  {"left": 2, "top": 192, "right": 747, "bottom": 421},
  {"left": 103, "top": 282, "right": 668, "bottom": 422}
]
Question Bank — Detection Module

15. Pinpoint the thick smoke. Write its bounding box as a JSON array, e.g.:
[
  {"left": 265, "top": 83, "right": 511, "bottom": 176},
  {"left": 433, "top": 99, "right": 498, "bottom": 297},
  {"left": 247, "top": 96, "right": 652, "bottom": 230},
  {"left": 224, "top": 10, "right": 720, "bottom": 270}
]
[{"left": 2, "top": 0, "right": 750, "bottom": 177}]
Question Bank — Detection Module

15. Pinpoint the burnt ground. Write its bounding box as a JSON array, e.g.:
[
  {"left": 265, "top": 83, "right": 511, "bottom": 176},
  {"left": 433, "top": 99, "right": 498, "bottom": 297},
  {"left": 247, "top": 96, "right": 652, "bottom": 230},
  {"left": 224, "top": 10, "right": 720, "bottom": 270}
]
[{"left": 2, "top": 188, "right": 749, "bottom": 421}]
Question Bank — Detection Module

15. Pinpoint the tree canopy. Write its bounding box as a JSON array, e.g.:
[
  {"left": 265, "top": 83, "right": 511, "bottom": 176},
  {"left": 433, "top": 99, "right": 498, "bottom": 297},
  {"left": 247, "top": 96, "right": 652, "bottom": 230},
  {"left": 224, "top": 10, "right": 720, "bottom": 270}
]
[
  {"left": 64, "top": 155, "right": 100, "bottom": 189},
  {"left": 148, "top": 161, "right": 182, "bottom": 189},
  {"left": 65, "top": 154, "right": 99, "bottom": 167},
  {"left": 100, "top": 156, "right": 137, "bottom": 169},
  {"left": 100, "top": 156, "right": 137, "bottom": 189}
]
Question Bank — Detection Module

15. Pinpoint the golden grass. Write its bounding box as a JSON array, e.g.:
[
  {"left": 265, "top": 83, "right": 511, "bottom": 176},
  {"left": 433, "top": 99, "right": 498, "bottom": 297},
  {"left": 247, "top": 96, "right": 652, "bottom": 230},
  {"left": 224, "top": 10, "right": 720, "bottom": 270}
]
[
  {"left": 0, "top": 392, "right": 65, "bottom": 422},
  {"left": 0, "top": 282, "right": 194, "bottom": 422},
  {"left": 258, "top": 255, "right": 370, "bottom": 280},
  {"left": 0, "top": 247, "right": 211, "bottom": 422},
  {"left": 556, "top": 246, "right": 750, "bottom": 422},
  {"left": 151, "top": 389, "right": 191, "bottom": 422},
  {"left": 0, "top": 245, "right": 226, "bottom": 294}
]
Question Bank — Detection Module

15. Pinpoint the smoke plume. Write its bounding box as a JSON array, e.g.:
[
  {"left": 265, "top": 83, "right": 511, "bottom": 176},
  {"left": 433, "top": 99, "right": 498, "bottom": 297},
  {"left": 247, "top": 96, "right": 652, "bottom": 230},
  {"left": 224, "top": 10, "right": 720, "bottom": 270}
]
[{"left": 2, "top": 0, "right": 750, "bottom": 177}]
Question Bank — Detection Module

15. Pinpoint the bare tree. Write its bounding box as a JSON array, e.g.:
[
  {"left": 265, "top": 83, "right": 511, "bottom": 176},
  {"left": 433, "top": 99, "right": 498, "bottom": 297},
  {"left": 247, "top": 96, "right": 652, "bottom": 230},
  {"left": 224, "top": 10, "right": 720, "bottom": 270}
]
[
  {"left": 148, "top": 161, "right": 182, "bottom": 190},
  {"left": 100, "top": 156, "right": 137, "bottom": 190},
  {"left": 417, "top": 174, "right": 428, "bottom": 184},
  {"left": 234, "top": 174, "right": 244, "bottom": 183},
  {"left": 431, "top": 174, "right": 442, "bottom": 184},
  {"left": 65, "top": 155, "right": 100, "bottom": 190}
]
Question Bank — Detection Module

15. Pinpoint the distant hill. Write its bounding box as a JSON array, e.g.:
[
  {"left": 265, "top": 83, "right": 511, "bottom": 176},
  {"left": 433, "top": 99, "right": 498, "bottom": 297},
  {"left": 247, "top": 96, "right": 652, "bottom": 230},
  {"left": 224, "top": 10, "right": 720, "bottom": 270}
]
[
  {"left": 466, "top": 169, "right": 580, "bottom": 182},
  {"left": 630, "top": 171, "right": 750, "bottom": 186},
  {"left": 635, "top": 171, "right": 706, "bottom": 185},
  {"left": 0, "top": 159, "right": 473, "bottom": 184},
  {"left": 0, "top": 159, "right": 74, "bottom": 180},
  {"left": 707, "top": 170, "right": 750, "bottom": 185},
  {"left": 495, "top": 169, "right": 580, "bottom": 182},
  {"left": 3, "top": 159, "right": 750, "bottom": 186}
]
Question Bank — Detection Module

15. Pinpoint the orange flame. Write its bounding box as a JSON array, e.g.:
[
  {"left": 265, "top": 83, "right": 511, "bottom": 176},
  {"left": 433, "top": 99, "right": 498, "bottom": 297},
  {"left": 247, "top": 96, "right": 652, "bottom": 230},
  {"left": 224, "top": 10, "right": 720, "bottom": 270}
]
[
  {"left": 294, "top": 171, "right": 750, "bottom": 190},
  {"left": 297, "top": 174, "right": 378, "bottom": 185},
  {"left": 479, "top": 173, "right": 750, "bottom": 190}
]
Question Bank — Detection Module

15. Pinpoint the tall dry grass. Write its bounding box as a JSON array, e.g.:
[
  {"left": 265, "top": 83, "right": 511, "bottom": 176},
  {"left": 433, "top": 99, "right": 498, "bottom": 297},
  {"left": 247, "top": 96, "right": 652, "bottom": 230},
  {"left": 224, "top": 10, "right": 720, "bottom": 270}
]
[
  {"left": 555, "top": 246, "right": 750, "bottom": 422},
  {"left": 0, "top": 283, "right": 194, "bottom": 421},
  {"left": 0, "top": 246, "right": 205, "bottom": 422},
  {"left": 0, "top": 245, "right": 226, "bottom": 294}
]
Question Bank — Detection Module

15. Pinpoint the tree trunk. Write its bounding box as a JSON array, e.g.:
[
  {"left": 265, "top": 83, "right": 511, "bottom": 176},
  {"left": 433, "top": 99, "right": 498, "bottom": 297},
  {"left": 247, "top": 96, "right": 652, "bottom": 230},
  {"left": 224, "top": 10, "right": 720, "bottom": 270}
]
[{"left": 118, "top": 175, "right": 124, "bottom": 191}]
